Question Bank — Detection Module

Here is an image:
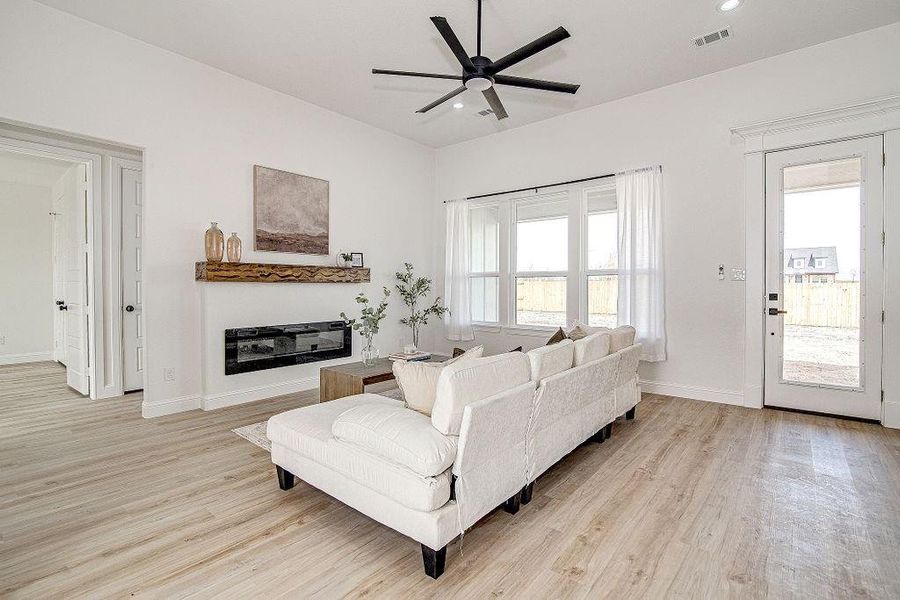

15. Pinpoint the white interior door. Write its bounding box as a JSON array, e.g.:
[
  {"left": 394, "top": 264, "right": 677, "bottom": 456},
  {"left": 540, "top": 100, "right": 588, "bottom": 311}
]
[
  {"left": 63, "top": 163, "right": 90, "bottom": 395},
  {"left": 52, "top": 192, "right": 67, "bottom": 364},
  {"left": 121, "top": 167, "right": 143, "bottom": 392},
  {"left": 764, "top": 136, "right": 884, "bottom": 419}
]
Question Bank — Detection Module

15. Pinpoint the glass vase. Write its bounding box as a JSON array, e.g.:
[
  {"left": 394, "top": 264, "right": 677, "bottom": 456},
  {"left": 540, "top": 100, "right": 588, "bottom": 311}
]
[
  {"left": 361, "top": 336, "right": 379, "bottom": 366},
  {"left": 226, "top": 232, "right": 242, "bottom": 262},
  {"left": 205, "top": 222, "right": 224, "bottom": 262}
]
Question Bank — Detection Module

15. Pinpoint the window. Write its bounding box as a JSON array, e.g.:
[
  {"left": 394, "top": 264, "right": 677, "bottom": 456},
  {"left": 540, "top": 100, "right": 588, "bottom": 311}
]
[
  {"left": 814, "top": 257, "right": 826, "bottom": 269},
  {"left": 468, "top": 203, "right": 500, "bottom": 323},
  {"left": 514, "top": 195, "right": 568, "bottom": 327},
  {"left": 585, "top": 185, "right": 618, "bottom": 328},
  {"left": 793, "top": 258, "right": 805, "bottom": 268},
  {"left": 461, "top": 178, "right": 623, "bottom": 331},
  {"left": 794, "top": 274, "right": 803, "bottom": 283}
]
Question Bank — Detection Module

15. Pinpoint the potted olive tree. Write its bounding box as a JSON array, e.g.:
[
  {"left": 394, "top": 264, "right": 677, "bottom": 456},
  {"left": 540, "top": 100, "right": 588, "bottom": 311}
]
[{"left": 395, "top": 263, "right": 448, "bottom": 349}]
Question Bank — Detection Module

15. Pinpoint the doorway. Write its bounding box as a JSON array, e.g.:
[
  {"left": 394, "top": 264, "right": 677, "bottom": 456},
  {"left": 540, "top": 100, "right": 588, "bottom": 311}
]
[
  {"left": 764, "top": 136, "right": 884, "bottom": 419},
  {"left": 0, "top": 129, "right": 144, "bottom": 399}
]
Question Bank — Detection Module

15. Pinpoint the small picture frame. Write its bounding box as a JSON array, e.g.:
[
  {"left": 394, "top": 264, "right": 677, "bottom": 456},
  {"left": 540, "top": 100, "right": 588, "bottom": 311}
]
[{"left": 350, "top": 252, "right": 364, "bottom": 268}]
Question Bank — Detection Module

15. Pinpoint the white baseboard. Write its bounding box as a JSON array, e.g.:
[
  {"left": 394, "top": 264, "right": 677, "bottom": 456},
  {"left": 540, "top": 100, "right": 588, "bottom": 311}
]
[
  {"left": 202, "top": 375, "right": 319, "bottom": 411},
  {"left": 883, "top": 401, "right": 900, "bottom": 430},
  {"left": 0, "top": 351, "right": 54, "bottom": 365},
  {"left": 142, "top": 394, "right": 202, "bottom": 418},
  {"left": 640, "top": 379, "right": 745, "bottom": 407}
]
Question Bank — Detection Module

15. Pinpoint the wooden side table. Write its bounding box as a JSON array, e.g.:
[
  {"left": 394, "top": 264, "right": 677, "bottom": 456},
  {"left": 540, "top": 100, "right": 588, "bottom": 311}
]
[{"left": 319, "top": 356, "right": 448, "bottom": 402}]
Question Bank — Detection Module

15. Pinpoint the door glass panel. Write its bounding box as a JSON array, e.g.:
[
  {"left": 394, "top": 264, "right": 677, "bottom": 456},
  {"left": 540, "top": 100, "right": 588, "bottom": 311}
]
[{"left": 781, "top": 157, "right": 862, "bottom": 388}]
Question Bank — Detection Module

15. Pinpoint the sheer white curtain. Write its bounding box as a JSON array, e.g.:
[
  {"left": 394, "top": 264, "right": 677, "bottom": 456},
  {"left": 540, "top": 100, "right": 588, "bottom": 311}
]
[
  {"left": 444, "top": 201, "right": 474, "bottom": 341},
  {"left": 616, "top": 166, "right": 666, "bottom": 361}
]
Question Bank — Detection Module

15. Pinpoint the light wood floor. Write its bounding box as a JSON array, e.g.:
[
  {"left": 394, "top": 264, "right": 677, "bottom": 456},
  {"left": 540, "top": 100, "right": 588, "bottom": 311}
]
[{"left": 2, "top": 362, "right": 900, "bottom": 599}]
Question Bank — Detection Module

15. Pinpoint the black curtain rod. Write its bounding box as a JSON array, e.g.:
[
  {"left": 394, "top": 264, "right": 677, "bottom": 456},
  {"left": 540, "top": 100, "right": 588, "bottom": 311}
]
[{"left": 452, "top": 172, "right": 616, "bottom": 203}]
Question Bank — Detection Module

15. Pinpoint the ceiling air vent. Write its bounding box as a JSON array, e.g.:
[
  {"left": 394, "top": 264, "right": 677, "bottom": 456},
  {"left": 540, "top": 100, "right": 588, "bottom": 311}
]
[
  {"left": 693, "top": 27, "right": 732, "bottom": 47},
  {"left": 476, "top": 108, "right": 495, "bottom": 117}
]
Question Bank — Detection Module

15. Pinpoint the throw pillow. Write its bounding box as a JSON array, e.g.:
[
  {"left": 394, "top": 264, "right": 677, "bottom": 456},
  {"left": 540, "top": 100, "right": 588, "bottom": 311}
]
[
  {"left": 394, "top": 345, "right": 484, "bottom": 415},
  {"left": 546, "top": 327, "right": 566, "bottom": 345}
]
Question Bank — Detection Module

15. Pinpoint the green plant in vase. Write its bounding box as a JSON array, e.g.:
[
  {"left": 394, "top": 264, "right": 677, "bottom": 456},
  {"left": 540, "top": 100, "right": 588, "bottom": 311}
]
[
  {"left": 340, "top": 287, "right": 390, "bottom": 366},
  {"left": 395, "top": 262, "right": 449, "bottom": 349}
]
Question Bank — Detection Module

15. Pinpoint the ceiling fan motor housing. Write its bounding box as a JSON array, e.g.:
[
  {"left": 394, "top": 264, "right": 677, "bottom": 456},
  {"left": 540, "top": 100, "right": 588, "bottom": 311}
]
[{"left": 464, "top": 56, "right": 495, "bottom": 90}]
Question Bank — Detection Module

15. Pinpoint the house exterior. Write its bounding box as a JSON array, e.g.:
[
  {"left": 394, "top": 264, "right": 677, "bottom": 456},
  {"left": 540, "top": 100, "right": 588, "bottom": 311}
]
[{"left": 784, "top": 246, "right": 839, "bottom": 283}]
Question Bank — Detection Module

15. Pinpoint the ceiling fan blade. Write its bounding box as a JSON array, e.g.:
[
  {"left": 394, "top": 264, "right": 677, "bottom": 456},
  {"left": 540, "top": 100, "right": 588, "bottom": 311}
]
[
  {"left": 482, "top": 87, "right": 509, "bottom": 120},
  {"left": 494, "top": 74, "right": 579, "bottom": 94},
  {"left": 372, "top": 69, "right": 462, "bottom": 81},
  {"left": 490, "top": 26, "right": 571, "bottom": 73},
  {"left": 416, "top": 86, "right": 467, "bottom": 114},
  {"left": 430, "top": 17, "right": 476, "bottom": 71}
]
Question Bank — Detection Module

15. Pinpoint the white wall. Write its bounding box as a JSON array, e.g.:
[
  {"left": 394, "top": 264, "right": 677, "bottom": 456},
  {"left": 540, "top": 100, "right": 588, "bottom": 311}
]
[
  {"left": 0, "top": 0, "right": 437, "bottom": 415},
  {"left": 0, "top": 181, "right": 53, "bottom": 364},
  {"left": 433, "top": 23, "right": 900, "bottom": 406}
]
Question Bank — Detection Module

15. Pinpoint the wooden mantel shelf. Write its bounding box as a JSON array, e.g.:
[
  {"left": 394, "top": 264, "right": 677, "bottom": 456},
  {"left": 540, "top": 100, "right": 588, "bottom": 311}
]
[{"left": 195, "top": 262, "right": 370, "bottom": 283}]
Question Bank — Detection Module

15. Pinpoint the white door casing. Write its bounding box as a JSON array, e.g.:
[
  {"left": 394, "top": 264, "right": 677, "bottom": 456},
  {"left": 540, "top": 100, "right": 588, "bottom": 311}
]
[
  {"left": 121, "top": 167, "right": 143, "bottom": 392},
  {"left": 64, "top": 163, "right": 91, "bottom": 395},
  {"left": 764, "top": 136, "right": 884, "bottom": 420}
]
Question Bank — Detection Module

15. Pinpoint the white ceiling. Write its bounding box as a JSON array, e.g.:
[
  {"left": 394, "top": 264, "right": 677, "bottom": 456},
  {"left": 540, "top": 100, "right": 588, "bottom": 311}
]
[
  {"left": 35, "top": 0, "right": 900, "bottom": 148},
  {"left": 0, "top": 149, "right": 74, "bottom": 188}
]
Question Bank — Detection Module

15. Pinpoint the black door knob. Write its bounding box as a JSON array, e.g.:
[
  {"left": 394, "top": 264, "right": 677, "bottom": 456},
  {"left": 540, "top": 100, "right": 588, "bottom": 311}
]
[
  {"left": 58, "top": 305, "right": 68, "bottom": 311},
  {"left": 55, "top": 300, "right": 65, "bottom": 305},
  {"left": 125, "top": 305, "right": 135, "bottom": 312}
]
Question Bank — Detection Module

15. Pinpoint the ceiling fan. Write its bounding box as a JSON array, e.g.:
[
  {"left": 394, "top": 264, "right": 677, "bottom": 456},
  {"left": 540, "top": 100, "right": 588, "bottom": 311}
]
[{"left": 372, "top": 0, "right": 579, "bottom": 120}]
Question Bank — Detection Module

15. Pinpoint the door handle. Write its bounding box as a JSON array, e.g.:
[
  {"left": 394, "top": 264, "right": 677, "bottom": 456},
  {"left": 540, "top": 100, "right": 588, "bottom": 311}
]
[
  {"left": 125, "top": 305, "right": 135, "bottom": 313},
  {"left": 767, "top": 308, "right": 787, "bottom": 316},
  {"left": 58, "top": 304, "right": 68, "bottom": 311},
  {"left": 55, "top": 300, "right": 65, "bottom": 305}
]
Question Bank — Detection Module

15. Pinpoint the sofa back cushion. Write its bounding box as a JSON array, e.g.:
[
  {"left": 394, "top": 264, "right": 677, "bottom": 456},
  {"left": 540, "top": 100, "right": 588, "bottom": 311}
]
[
  {"left": 431, "top": 352, "right": 531, "bottom": 435},
  {"left": 609, "top": 325, "right": 636, "bottom": 352},
  {"left": 573, "top": 332, "right": 611, "bottom": 366},
  {"left": 393, "top": 345, "right": 483, "bottom": 416},
  {"left": 526, "top": 338, "right": 574, "bottom": 383},
  {"left": 332, "top": 403, "right": 457, "bottom": 477}
]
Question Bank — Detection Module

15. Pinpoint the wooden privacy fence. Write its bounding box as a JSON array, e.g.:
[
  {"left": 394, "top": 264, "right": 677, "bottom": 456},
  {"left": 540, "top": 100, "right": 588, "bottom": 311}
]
[
  {"left": 783, "top": 282, "right": 859, "bottom": 328},
  {"left": 516, "top": 277, "right": 617, "bottom": 316}
]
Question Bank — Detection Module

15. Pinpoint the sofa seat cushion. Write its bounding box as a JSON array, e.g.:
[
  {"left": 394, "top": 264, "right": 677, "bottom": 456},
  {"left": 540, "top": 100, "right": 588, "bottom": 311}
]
[
  {"left": 332, "top": 403, "right": 457, "bottom": 477},
  {"left": 573, "top": 332, "right": 611, "bottom": 366},
  {"left": 526, "top": 338, "right": 575, "bottom": 383},
  {"left": 267, "top": 394, "right": 451, "bottom": 512}
]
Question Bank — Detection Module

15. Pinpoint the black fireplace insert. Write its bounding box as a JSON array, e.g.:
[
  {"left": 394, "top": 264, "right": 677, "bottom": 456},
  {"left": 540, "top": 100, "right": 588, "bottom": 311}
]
[{"left": 224, "top": 320, "right": 351, "bottom": 375}]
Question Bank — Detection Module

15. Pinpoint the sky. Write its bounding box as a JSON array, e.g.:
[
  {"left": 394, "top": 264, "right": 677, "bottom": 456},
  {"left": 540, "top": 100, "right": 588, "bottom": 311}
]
[{"left": 783, "top": 186, "right": 861, "bottom": 281}]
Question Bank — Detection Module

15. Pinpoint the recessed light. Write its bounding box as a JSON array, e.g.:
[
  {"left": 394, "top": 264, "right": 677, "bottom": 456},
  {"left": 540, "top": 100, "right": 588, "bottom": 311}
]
[
  {"left": 453, "top": 102, "right": 464, "bottom": 109},
  {"left": 718, "top": 0, "right": 742, "bottom": 11}
]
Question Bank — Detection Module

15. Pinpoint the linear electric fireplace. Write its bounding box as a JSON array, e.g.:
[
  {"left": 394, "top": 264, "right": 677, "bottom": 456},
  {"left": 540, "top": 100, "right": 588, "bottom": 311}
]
[{"left": 224, "top": 320, "right": 351, "bottom": 375}]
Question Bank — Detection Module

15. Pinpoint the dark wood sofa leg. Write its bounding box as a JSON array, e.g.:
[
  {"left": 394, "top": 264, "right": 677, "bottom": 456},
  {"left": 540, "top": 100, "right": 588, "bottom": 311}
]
[
  {"left": 605, "top": 423, "right": 613, "bottom": 438},
  {"left": 626, "top": 406, "right": 636, "bottom": 420},
  {"left": 591, "top": 427, "right": 606, "bottom": 443},
  {"left": 503, "top": 491, "right": 521, "bottom": 514},
  {"left": 276, "top": 465, "right": 295, "bottom": 491},
  {"left": 521, "top": 482, "right": 534, "bottom": 505},
  {"left": 422, "top": 544, "right": 447, "bottom": 579}
]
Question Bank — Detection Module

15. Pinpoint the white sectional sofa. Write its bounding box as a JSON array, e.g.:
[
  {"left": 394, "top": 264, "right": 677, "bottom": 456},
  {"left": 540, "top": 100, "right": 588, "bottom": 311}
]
[{"left": 267, "top": 331, "right": 642, "bottom": 579}]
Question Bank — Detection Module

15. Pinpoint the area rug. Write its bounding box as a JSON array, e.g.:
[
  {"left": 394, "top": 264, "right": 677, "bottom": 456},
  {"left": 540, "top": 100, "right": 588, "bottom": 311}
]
[{"left": 232, "top": 421, "right": 270, "bottom": 452}]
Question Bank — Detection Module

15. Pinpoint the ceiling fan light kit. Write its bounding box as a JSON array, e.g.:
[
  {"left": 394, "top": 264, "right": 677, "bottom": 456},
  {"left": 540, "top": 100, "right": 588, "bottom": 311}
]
[{"left": 372, "top": 0, "right": 580, "bottom": 121}]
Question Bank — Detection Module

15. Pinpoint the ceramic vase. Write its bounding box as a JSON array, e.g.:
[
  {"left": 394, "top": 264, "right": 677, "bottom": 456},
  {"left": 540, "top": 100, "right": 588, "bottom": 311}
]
[
  {"left": 226, "top": 232, "right": 242, "bottom": 262},
  {"left": 205, "top": 222, "right": 224, "bottom": 262}
]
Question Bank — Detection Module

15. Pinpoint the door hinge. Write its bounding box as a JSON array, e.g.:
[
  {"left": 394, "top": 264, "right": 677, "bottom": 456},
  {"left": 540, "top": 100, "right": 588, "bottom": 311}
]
[
  {"left": 883, "top": 309, "right": 886, "bottom": 323},
  {"left": 884, "top": 231, "right": 887, "bottom": 246},
  {"left": 882, "top": 390, "right": 886, "bottom": 403}
]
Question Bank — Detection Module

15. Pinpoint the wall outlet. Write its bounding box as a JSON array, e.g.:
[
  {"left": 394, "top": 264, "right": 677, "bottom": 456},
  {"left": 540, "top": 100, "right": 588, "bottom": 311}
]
[
  {"left": 164, "top": 367, "right": 176, "bottom": 382},
  {"left": 732, "top": 268, "right": 746, "bottom": 281}
]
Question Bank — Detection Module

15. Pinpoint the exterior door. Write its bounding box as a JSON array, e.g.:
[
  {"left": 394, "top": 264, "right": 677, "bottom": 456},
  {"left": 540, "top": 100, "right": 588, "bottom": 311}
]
[
  {"left": 121, "top": 166, "right": 144, "bottom": 392},
  {"left": 764, "top": 136, "right": 884, "bottom": 419},
  {"left": 64, "top": 164, "right": 90, "bottom": 395}
]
